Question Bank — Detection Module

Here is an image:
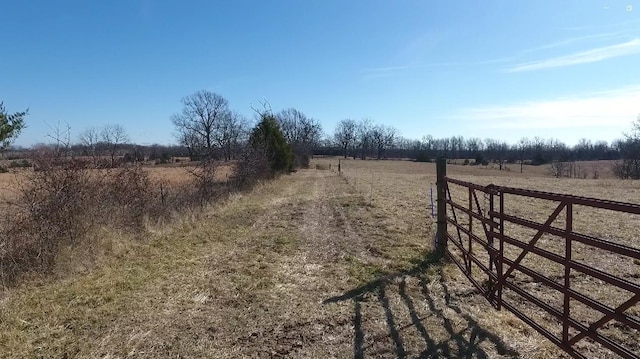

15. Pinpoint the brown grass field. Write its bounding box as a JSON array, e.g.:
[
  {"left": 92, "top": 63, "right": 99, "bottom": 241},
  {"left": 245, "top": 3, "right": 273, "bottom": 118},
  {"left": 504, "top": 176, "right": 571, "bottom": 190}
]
[{"left": 0, "top": 158, "right": 637, "bottom": 358}]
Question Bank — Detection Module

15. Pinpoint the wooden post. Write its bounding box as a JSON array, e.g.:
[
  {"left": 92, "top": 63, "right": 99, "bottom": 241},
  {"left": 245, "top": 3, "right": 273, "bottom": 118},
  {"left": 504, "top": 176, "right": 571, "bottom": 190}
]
[
  {"left": 436, "top": 158, "right": 448, "bottom": 259},
  {"left": 338, "top": 159, "right": 341, "bottom": 174}
]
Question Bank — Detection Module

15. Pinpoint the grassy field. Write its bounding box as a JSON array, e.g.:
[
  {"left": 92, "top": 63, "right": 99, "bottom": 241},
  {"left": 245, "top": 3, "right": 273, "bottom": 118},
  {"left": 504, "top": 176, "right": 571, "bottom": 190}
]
[
  {"left": 320, "top": 157, "right": 639, "bottom": 358},
  {"left": 0, "top": 158, "right": 637, "bottom": 358}
]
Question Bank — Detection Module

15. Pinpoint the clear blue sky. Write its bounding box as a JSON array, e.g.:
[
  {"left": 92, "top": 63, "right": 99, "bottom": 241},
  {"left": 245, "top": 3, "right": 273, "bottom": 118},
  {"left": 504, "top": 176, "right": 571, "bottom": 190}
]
[{"left": 2, "top": 0, "right": 639, "bottom": 147}]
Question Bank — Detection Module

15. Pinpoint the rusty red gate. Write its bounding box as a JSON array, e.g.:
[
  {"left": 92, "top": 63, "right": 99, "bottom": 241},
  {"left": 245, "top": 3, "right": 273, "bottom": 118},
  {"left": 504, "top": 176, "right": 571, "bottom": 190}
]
[{"left": 442, "top": 175, "right": 640, "bottom": 359}]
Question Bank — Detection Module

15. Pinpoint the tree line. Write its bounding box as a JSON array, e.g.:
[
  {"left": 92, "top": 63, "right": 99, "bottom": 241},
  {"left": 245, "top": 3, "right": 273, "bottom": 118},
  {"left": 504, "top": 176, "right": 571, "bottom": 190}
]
[
  {"left": 2, "top": 96, "right": 640, "bottom": 179},
  {"left": 325, "top": 118, "right": 623, "bottom": 166},
  {"left": 322, "top": 117, "right": 640, "bottom": 178}
]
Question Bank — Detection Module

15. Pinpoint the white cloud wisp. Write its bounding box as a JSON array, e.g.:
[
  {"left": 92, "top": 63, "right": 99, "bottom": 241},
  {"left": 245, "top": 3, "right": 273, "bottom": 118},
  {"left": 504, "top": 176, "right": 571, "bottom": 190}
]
[{"left": 507, "top": 38, "right": 640, "bottom": 72}]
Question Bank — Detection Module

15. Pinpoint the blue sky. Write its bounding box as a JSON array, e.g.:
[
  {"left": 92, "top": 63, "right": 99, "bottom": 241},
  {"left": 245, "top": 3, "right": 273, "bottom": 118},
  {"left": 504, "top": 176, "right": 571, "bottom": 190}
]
[{"left": 2, "top": 0, "right": 639, "bottom": 147}]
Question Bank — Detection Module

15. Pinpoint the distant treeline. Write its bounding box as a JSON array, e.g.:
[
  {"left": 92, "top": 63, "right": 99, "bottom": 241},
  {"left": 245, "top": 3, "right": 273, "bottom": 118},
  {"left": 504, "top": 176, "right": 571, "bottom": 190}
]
[
  {"left": 3, "top": 126, "right": 625, "bottom": 168},
  {"left": 316, "top": 119, "right": 628, "bottom": 167},
  {"left": 4, "top": 142, "right": 190, "bottom": 164},
  {"left": 2, "top": 115, "right": 634, "bottom": 171},
  {"left": 316, "top": 135, "right": 620, "bottom": 165}
]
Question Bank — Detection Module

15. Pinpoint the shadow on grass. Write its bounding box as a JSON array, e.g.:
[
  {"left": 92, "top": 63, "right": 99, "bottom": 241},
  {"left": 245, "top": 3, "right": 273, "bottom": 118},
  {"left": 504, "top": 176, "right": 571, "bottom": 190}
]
[{"left": 324, "top": 252, "right": 519, "bottom": 359}]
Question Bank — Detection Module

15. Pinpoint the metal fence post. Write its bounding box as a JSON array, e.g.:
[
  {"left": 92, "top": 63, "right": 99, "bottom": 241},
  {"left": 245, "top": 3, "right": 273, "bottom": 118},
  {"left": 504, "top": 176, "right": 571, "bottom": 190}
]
[{"left": 436, "top": 158, "right": 448, "bottom": 259}]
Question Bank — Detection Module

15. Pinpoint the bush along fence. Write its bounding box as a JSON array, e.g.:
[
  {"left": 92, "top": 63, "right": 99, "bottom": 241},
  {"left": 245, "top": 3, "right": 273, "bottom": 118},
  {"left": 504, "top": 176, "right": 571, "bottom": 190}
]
[{"left": 435, "top": 158, "right": 640, "bottom": 359}]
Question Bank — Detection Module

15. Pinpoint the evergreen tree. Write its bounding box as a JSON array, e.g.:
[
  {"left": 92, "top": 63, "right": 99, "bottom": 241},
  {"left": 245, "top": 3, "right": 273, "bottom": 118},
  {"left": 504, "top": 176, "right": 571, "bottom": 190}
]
[
  {"left": 249, "top": 114, "right": 293, "bottom": 174},
  {"left": 0, "top": 102, "right": 27, "bottom": 152}
]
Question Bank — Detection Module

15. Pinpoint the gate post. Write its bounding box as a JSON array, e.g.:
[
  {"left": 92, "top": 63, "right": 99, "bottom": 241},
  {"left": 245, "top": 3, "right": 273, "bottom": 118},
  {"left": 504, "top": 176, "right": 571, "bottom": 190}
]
[{"left": 436, "top": 158, "right": 448, "bottom": 259}]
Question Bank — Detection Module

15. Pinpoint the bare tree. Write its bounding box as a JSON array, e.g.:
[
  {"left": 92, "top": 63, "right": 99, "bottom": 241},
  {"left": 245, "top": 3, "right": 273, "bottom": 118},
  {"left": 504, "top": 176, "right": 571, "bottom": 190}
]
[
  {"left": 550, "top": 161, "right": 567, "bottom": 178},
  {"left": 485, "top": 139, "right": 508, "bottom": 170},
  {"left": 613, "top": 116, "right": 640, "bottom": 179},
  {"left": 172, "top": 90, "right": 234, "bottom": 200},
  {"left": 355, "top": 119, "right": 373, "bottom": 159},
  {"left": 101, "top": 124, "right": 129, "bottom": 167},
  {"left": 171, "top": 90, "right": 230, "bottom": 161},
  {"left": 215, "top": 111, "right": 249, "bottom": 161},
  {"left": 334, "top": 119, "right": 357, "bottom": 158},
  {"left": 275, "top": 108, "right": 322, "bottom": 168},
  {"left": 421, "top": 135, "right": 435, "bottom": 157},
  {"left": 591, "top": 162, "right": 601, "bottom": 179},
  {"left": 177, "top": 126, "right": 202, "bottom": 161},
  {"left": 518, "top": 137, "right": 529, "bottom": 173},
  {"left": 44, "top": 121, "right": 73, "bottom": 157},
  {"left": 78, "top": 127, "right": 100, "bottom": 164},
  {"left": 371, "top": 125, "right": 398, "bottom": 159},
  {"left": 466, "top": 137, "right": 483, "bottom": 160}
]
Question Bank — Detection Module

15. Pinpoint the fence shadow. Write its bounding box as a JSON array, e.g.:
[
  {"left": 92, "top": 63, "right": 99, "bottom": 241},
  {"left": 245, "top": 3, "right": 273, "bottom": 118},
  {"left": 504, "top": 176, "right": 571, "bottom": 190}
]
[{"left": 324, "top": 253, "right": 519, "bottom": 359}]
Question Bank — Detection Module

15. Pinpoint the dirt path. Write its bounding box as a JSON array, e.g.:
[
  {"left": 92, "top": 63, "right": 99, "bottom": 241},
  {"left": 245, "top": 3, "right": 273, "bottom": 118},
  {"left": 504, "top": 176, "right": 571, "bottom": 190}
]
[
  {"left": 0, "top": 168, "right": 523, "bottom": 358},
  {"left": 200, "top": 169, "right": 520, "bottom": 358}
]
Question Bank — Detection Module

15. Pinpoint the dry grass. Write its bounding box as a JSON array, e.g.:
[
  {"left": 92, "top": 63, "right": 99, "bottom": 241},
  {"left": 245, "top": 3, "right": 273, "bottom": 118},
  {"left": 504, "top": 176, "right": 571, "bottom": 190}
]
[
  {"left": 0, "top": 157, "right": 636, "bottom": 358},
  {"left": 320, "top": 157, "right": 639, "bottom": 358},
  {"left": 0, "top": 171, "right": 21, "bottom": 207},
  {"left": 145, "top": 162, "right": 234, "bottom": 186}
]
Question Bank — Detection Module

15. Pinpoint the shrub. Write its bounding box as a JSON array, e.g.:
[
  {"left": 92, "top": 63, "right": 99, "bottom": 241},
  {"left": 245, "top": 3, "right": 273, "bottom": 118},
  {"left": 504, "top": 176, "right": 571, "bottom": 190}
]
[
  {"left": 232, "top": 145, "right": 270, "bottom": 188},
  {"left": 1, "top": 154, "right": 97, "bottom": 280},
  {"left": 189, "top": 159, "right": 218, "bottom": 203},
  {"left": 0, "top": 150, "right": 157, "bottom": 285},
  {"left": 107, "top": 165, "right": 153, "bottom": 231}
]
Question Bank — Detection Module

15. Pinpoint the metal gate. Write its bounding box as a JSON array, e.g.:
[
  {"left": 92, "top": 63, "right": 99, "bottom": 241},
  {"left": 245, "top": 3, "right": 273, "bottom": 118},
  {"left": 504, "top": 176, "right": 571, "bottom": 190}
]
[{"left": 436, "top": 163, "right": 640, "bottom": 359}]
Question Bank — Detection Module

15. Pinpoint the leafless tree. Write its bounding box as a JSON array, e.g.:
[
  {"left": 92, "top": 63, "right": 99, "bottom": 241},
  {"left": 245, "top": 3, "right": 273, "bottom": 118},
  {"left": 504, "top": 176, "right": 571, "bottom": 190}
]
[
  {"left": 550, "top": 161, "right": 567, "bottom": 178},
  {"left": 371, "top": 124, "right": 398, "bottom": 159},
  {"left": 422, "top": 135, "right": 434, "bottom": 153},
  {"left": 518, "top": 137, "right": 529, "bottom": 173},
  {"left": 591, "top": 161, "right": 601, "bottom": 179},
  {"left": 177, "top": 127, "right": 201, "bottom": 161},
  {"left": 78, "top": 127, "right": 100, "bottom": 164},
  {"left": 215, "top": 111, "right": 249, "bottom": 161},
  {"left": 171, "top": 90, "right": 230, "bottom": 161},
  {"left": 334, "top": 119, "right": 357, "bottom": 158},
  {"left": 576, "top": 162, "right": 588, "bottom": 179},
  {"left": 485, "top": 138, "right": 509, "bottom": 170},
  {"left": 355, "top": 118, "right": 373, "bottom": 159},
  {"left": 171, "top": 90, "right": 234, "bottom": 201},
  {"left": 613, "top": 116, "right": 640, "bottom": 179},
  {"left": 275, "top": 108, "right": 322, "bottom": 167},
  {"left": 466, "top": 137, "right": 483, "bottom": 159},
  {"left": 44, "top": 121, "right": 73, "bottom": 158},
  {"left": 101, "top": 124, "right": 129, "bottom": 167}
]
